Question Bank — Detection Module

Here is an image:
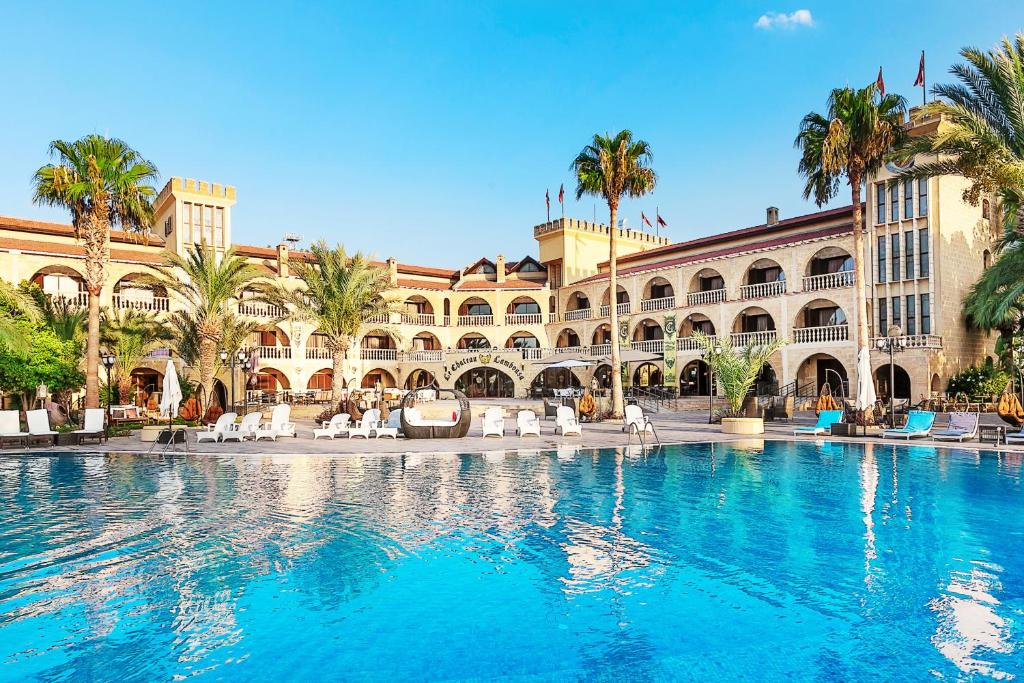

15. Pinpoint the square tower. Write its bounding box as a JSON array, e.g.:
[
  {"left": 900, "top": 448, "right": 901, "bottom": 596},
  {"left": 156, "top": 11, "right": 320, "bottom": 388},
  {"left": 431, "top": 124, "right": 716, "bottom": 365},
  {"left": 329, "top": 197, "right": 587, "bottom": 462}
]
[{"left": 152, "top": 177, "right": 237, "bottom": 254}]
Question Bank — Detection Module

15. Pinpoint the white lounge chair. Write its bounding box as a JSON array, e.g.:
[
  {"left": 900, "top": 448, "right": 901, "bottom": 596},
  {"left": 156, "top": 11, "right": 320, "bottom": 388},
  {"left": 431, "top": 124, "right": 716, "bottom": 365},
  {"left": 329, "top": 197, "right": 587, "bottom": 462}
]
[
  {"left": 0, "top": 410, "right": 28, "bottom": 447},
  {"left": 73, "top": 408, "right": 107, "bottom": 444},
  {"left": 254, "top": 404, "right": 297, "bottom": 442},
  {"left": 313, "top": 413, "right": 350, "bottom": 440},
  {"left": 223, "top": 412, "right": 262, "bottom": 442},
  {"left": 196, "top": 412, "right": 237, "bottom": 443},
  {"left": 517, "top": 410, "right": 541, "bottom": 436},
  {"left": 348, "top": 409, "right": 382, "bottom": 439},
  {"left": 482, "top": 407, "right": 504, "bottom": 438},
  {"left": 623, "top": 404, "right": 655, "bottom": 435},
  {"left": 556, "top": 406, "right": 582, "bottom": 436},
  {"left": 26, "top": 409, "right": 57, "bottom": 446},
  {"left": 375, "top": 410, "right": 401, "bottom": 439},
  {"left": 932, "top": 412, "right": 979, "bottom": 442}
]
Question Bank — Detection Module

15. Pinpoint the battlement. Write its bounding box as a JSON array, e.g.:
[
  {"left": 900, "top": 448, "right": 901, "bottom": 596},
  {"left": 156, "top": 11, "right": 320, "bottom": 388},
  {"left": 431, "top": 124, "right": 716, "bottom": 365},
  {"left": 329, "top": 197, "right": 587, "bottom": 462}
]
[
  {"left": 533, "top": 217, "right": 670, "bottom": 246},
  {"left": 155, "top": 176, "right": 237, "bottom": 208}
]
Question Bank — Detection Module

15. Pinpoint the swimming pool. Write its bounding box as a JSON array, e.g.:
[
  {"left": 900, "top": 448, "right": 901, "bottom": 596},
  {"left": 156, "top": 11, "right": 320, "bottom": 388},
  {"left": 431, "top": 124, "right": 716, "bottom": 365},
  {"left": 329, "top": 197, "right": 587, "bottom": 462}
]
[{"left": 0, "top": 441, "right": 1021, "bottom": 680}]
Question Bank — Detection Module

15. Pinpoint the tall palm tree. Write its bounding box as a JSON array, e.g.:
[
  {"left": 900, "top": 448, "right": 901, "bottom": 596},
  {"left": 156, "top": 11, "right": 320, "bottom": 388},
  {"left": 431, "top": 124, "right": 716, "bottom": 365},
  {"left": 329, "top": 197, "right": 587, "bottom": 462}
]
[
  {"left": 100, "top": 309, "right": 173, "bottom": 404},
  {"left": 273, "top": 242, "right": 397, "bottom": 402},
  {"left": 32, "top": 135, "right": 159, "bottom": 407},
  {"left": 144, "top": 244, "right": 272, "bottom": 411},
  {"left": 571, "top": 130, "right": 657, "bottom": 418},
  {"left": 795, "top": 85, "right": 907, "bottom": 363}
]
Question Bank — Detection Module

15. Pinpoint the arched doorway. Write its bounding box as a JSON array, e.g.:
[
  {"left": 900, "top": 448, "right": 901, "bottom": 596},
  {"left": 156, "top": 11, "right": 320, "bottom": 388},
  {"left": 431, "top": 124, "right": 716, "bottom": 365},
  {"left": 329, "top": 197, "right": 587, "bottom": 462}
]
[
  {"left": 455, "top": 367, "right": 514, "bottom": 398},
  {"left": 253, "top": 367, "right": 290, "bottom": 392},
  {"left": 875, "top": 364, "right": 911, "bottom": 401},
  {"left": 594, "top": 364, "right": 612, "bottom": 391},
  {"left": 457, "top": 332, "right": 492, "bottom": 350},
  {"left": 754, "top": 363, "right": 777, "bottom": 396},
  {"left": 680, "top": 360, "right": 712, "bottom": 396},
  {"left": 362, "top": 368, "right": 397, "bottom": 389},
  {"left": 130, "top": 367, "right": 164, "bottom": 409},
  {"left": 405, "top": 369, "right": 436, "bottom": 389},
  {"left": 633, "top": 363, "right": 663, "bottom": 387},
  {"left": 307, "top": 368, "right": 333, "bottom": 390},
  {"left": 797, "top": 353, "right": 849, "bottom": 397},
  {"left": 530, "top": 368, "right": 582, "bottom": 397}
]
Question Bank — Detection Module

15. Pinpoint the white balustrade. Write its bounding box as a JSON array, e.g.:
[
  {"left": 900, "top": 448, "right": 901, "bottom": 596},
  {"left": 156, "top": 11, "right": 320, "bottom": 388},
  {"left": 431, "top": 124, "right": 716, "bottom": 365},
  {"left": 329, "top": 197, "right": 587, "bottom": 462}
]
[
  {"left": 366, "top": 313, "right": 391, "bottom": 325},
  {"left": 46, "top": 291, "right": 89, "bottom": 307},
  {"left": 802, "top": 271, "right": 854, "bottom": 291},
  {"left": 457, "top": 314, "right": 494, "bottom": 326},
  {"left": 238, "top": 301, "right": 287, "bottom": 318},
  {"left": 598, "top": 302, "right": 632, "bottom": 317},
  {"left": 548, "top": 312, "right": 558, "bottom": 323},
  {"left": 406, "top": 349, "right": 444, "bottom": 362},
  {"left": 794, "top": 325, "right": 849, "bottom": 344},
  {"left": 564, "top": 308, "right": 592, "bottom": 321},
  {"left": 677, "top": 335, "right": 715, "bottom": 351},
  {"left": 505, "top": 313, "right": 543, "bottom": 325},
  {"left": 871, "top": 334, "right": 943, "bottom": 349},
  {"left": 730, "top": 330, "right": 778, "bottom": 347},
  {"left": 519, "top": 348, "right": 544, "bottom": 360},
  {"left": 305, "top": 347, "right": 332, "bottom": 360},
  {"left": 555, "top": 346, "right": 582, "bottom": 354},
  {"left": 640, "top": 296, "right": 675, "bottom": 312},
  {"left": 257, "top": 345, "right": 292, "bottom": 359},
  {"left": 361, "top": 348, "right": 397, "bottom": 361},
  {"left": 113, "top": 293, "right": 170, "bottom": 312},
  {"left": 402, "top": 313, "right": 436, "bottom": 326},
  {"left": 442, "top": 315, "right": 451, "bottom": 326},
  {"left": 740, "top": 281, "right": 786, "bottom": 299},
  {"left": 590, "top": 344, "right": 611, "bottom": 356},
  {"left": 687, "top": 289, "right": 726, "bottom": 306},
  {"left": 631, "top": 339, "right": 665, "bottom": 353}
]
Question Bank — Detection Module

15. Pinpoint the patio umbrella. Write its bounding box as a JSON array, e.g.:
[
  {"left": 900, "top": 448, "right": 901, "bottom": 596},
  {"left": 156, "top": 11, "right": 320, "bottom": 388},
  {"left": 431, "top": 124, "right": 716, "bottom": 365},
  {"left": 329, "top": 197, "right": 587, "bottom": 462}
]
[
  {"left": 596, "top": 348, "right": 662, "bottom": 364},
  {"left": 547, "top": 359, "right": 594, "bottom": 369},
  {"left": 854, "top": 348, "right": 876, "bottom": 411},
  {"left": 159, "top": 359, "right": 183, "bottom": 428}
]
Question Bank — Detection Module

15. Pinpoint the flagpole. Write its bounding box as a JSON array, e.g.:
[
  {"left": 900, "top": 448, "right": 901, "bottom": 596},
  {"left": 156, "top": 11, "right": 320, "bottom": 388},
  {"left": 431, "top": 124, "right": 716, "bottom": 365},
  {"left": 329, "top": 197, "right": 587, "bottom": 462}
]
[
  {"left": 655, "top": 206, "right": 659, "bottom": 237},
  {"left": 922, "top": 51, "right": 927, "bottom": 106}
]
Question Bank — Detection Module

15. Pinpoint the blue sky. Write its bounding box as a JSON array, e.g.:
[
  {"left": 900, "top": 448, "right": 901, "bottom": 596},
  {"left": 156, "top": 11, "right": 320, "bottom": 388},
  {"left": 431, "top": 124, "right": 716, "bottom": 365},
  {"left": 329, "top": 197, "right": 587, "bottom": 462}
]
[{"left": 0, "top": 2, "right": 1016, "bottom": 267}]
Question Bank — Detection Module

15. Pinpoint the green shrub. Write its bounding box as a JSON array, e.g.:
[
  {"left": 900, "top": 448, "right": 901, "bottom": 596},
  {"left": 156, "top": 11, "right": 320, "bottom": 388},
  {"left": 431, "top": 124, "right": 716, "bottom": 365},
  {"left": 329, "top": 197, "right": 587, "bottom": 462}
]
[{"left": 947, "top": 359, "right": 1009, "bottom": 397}]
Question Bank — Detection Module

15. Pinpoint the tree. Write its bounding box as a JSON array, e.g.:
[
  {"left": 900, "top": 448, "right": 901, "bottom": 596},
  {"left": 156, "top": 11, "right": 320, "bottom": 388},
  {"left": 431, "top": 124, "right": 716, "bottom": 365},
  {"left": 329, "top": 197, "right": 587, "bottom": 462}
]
[
  {"left": 100, "top": 308, "right": 173, "bottom": 404},
  {"left": 32, "top": 135, "right": 159, "bottom": 408},
  {"left": 795, "top": 85, "right": 907, "bottom": 364},
  {"left": 691, "top": 331, "right": 786, "bottom": 415},
  {"left": 143, "top": 243, "right": 271, "bottom": 411},
  {"left": 273, "top": 242, "right": 397, "bottom": 402},
  {"left": 0, "top": 319, "right": 85, "bottom": 411},
  {"left": 24, "top": 284, "right": 86, "bottom": 345},
  {"left": 571, "top": 130, "right": 657, "bottom": 418}
]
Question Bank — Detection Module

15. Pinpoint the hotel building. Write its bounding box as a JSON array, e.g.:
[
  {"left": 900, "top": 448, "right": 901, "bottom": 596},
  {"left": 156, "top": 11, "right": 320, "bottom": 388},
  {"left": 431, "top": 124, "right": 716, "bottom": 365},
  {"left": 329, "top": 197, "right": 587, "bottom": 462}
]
[{"left": 0, "top": 110, "right": 997, "bottom": 408}]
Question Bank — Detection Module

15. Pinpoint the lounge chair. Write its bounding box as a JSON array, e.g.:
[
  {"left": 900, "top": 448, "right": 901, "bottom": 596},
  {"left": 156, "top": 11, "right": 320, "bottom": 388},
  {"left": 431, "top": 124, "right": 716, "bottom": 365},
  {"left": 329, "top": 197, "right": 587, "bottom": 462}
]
[
  {"left": 933, "top": 412, "right": 979, "bottom": 442},
  {"left": 555, "top": 406, "right": 582, "bottom": 436},
  {"left": 482, "top": 407, "right": 505, "bottom": 438},
  {"left": 1007, "top": 427, "right": 1024, "bottom": 444},
  {"left": 313, "top": 413, "right": 350, "bottom": 440},
  {"left": 623, "top": 404, "right": 654, "bottom": 435},
  {"left": 517, "top": 410, "right": 541, "bottom": 437},
  {"left": 882, "top": 410, "right": 936, "bottom": 440},
  {"left": 73, "top": 408, "right": 107, "bottom": 444},
  {"left": 348, "top": 408, "right": 382, "bottom": 439},
  {"left": 267, "top": 404, "right": 297, "bottom": 438},
  {"left": 793, "top": 409, "right": 844, "bottom": 436},
  {"left": 196, "top": 412, "right": 237, "bottom": 443},
  {"left": 374, "top": 410, "right": 401, "bottom": 439},
  {"left": 0, "top": 410, "right": 28, "bottom": 448},
  {"left": 26, "top": 409, "right": 57, "bottom": 446},
  {"left": 223, "top": 412, "right": 262, "bottom": 442}
]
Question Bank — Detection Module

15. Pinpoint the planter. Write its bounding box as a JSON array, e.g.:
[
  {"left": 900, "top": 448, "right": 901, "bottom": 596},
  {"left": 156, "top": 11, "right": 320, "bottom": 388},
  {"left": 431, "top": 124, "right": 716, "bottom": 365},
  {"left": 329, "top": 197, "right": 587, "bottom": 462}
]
[{"left": 721, "top": 417, "right": 764, "bottom": 435}]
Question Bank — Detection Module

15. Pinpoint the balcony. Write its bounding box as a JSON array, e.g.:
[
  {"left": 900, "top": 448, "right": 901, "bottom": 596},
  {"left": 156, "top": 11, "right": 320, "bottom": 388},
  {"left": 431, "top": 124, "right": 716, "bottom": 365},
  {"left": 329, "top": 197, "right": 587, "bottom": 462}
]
[
  {"left": 802, "top": 271, "right": 854, "bottom": 292},
  {"left": 871, "top": 334, "right": 943, "bottom": 349},
  {"left": 306, "top": 347, "right": 332, "bottom": 360},
  {"left": 793, "top": 325, "right": 849, "bottom": 344},
  {"left": 548, "top": 312, "right": 558, "bottom": 323},
  {"left": 640, "top": 296, "right": 675, "bottom": 312},
  {"left": 598, "top": 302, "right": 631, "bottom": 317},
  {"left": 631, "top": 339, "right": 665, "bottom": 354},
  {"left": 564, "top": 308, "right": 592, "bottom": 321},
  {"left": 113, "top": 293, "right": 170, "bottom": 313},
  {"left": 590, "top": 343, "right": 611, "bottom": 356},
  {"left": 45, "top": 291, "right": 89, "bottom": 307},
  {"left": 367, "top": 313, "right": 391, "bottom": 325},
  {"left": 678, "top": 335, "right": 715, "bottom": 351},
  {"left": 401, "top": 313, "right": 436, "bottom": 326},
  {"left": 687, "top": 289, "right": 726, "bottom": 306},
  {"left": 740, "top": 281, "right": 786, "bottom": 299},
  {"left": 238, "top": 301, "right": 287, "bottom": 318},
  {"left": 730, "top": 330, "right": 778, "bottom": 347},
  {"left": 506, "top": 313, "right": 543, "bottom": 325},
  {"left": 458, "top": 314, "right": 494, "bottom": 326},
  {"left": 519, "top": 347, "right": 544, "bottom": 360},
  {"left": 555, "top": 346, "right": 583, "bottom": 354},
  {"left": 257, "top": 345, "right": 292, "bottom": 360},
  {"left": 361, "top": 348, "right": 398, "bottom": 361},
  {"left": 405, "top": 349, "right": 444, "bottom": 362}
]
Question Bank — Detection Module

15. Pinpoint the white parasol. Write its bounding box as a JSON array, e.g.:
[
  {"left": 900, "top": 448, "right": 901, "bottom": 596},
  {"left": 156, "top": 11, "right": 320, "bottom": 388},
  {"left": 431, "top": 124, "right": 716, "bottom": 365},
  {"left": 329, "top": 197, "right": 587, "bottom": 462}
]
[
  {"left": 854, "top": 347, "right": 876, "bottom": 411},
  {"left": 160, "top": 359, "right": 182, "bottom": 420}
]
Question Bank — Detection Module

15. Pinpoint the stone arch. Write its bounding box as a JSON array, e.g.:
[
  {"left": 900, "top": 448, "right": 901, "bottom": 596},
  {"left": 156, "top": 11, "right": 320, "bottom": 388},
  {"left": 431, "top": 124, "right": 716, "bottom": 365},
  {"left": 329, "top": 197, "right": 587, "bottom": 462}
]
[
  {"left": 679, "top": 359, "right": 713, "bottom": 396},
  {"left": 794, "top": 352, "right": 850, "bottom": 398},
  {"left": 794, "top": 298, "right": 848, "bottom": 343},
  {"left": 641, "top": 275, "right": 674, "bottom": 301},
  {"left": 506, "top": 296, "right": 542, "bottom": 315},
  {"left": 744, "top": 257, "right": 786, "bottom": 285},
  {"left": 555, "top": 327, "right": 581, "bottom": 348},
  {"left": 405, "top": 369, "right": 437, "bottom": 389},
  {"left": 732, "top": 306, "right": 776, "bottom": 334},
  {"left": 505, "top": 330, "right": 539, "bottom": 349},
  {"left": 457, "top": 296, "right": 492, "bottom": 317},
  {"left": 633, "top": 362, "right": 663, "bottom": 387},
  {"left": 689, "top": 267, "right": 724, "bottom": 294},
  {"left": 410, "top": 330, "right": 441, "bottom": 351},
  {"left": 632, "top": 318, "right": 664, "bottom": 342},
  {"left": 454, "top": 366, "right": 515, "bottom": 398},
  {"left": 307, "top": 367, "right": 333, "bottom": 390},
  {"left": 875, "top": 363, "right": 911, "bottom": 400},
  {"left": 600, "top": 284, "right": 629, "bottom": 306},
  {"left": 362, "top": 368, "right": 398, "bottom": 389},
  {"left": 681, "top": 312, "right": 716, "bottom": 337},
  {"left": 253, "top": 366, "right": 290, "bottom": 391},
  {"left": 804, "top": 246, "right": 854, "bottom": 277},
  {"left": 30, "top": 264, "right": 86, "bottom": 303},
  {"left": 592, "top": 323, "right": 612, "bottom": 345},
  {"left": 456, "top": 332, "right": 493, "bottom": 349},
  {"left": 566, "top": 290, "right": 591, "bottom": 312},
  {"left": 113, "top": 273, "right": 169, "bottom": 312}
]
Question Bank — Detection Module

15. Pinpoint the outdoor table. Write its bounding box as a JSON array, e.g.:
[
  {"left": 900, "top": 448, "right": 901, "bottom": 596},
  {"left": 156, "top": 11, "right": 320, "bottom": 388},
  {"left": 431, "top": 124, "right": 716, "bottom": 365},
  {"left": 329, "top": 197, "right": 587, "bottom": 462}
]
[{"left": 979, "top": 424, "right": 1006, "bottom": 445}]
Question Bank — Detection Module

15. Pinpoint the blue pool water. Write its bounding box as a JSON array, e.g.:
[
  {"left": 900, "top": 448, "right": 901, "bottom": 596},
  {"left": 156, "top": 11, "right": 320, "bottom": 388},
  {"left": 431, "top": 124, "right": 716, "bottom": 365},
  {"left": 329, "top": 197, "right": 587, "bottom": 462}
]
[{"left": 0, "top": 441, "right": 1023, "bottom": 681}]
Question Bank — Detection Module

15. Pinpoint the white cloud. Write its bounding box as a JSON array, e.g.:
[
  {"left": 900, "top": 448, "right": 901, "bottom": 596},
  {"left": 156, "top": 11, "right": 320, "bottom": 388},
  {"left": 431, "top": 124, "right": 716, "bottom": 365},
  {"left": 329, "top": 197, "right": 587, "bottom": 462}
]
[{"left": 754, "top": 9, "right": 814, "bottom": 30}]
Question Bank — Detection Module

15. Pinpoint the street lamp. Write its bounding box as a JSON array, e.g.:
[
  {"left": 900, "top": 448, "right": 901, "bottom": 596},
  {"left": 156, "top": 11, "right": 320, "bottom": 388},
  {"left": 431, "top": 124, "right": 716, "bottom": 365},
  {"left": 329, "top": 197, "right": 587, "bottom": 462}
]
[
  {"left": 101, "top": 352, "right": 116, "bottom": 424},
  {"left": 240, "top": 359, "right": 252, "bottom": 416},
  {"left": 875, "top": 325, "right": 907, "bottom": 427},
  {"left": 701, "top": 342, "right": 722, "bottom": 424}
]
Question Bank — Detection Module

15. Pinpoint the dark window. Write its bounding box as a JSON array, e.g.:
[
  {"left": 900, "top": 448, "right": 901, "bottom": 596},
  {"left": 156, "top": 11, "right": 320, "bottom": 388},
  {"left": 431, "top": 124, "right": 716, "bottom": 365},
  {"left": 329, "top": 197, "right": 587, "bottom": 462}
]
[
  {"left": 518, "top": 261, "right": 542, "bottom": 273},
  {"left": 919, "top": 228, "right": 930, "bottom": 277},
  {"left": 891, "top": 296, "right": 901, "bottom": 329},
  {"left": 920, "top": 294, "right": 931, "bottom": 334},
  {"left": 876, "top": 184, "right": 886, "bottom": 224},
  {"left": 878, "top": 298, "right": 887, "bottom": 333},
  {"left": 906, "top": 295, "right": 916, "bottom": 335},
  {"left": 465, "top": 302, "right": 492, "bottom": 316},
  {"left": 806, "top": 306, "right": 847, "bottom": 327},
  {"left": 903, "top": 179, "right": 914, "bottom": 219},
  {"left": 700, "top": 275, "right": 725, "bottom": 291},
  {"left": 512, "top": 300, "right": 540, "bottom": 314},
  {"left": 650, "top": 282, "right": 672, "bottom": 299},
  {"left": 877, "top": 236, "right": 887, "bottom": 284},
  {"left": 890, "top": 184, "right": 899, "bottom": 221},
  {"left": 905, "top": 232, "right": 915, "bottom": 279},
  {"left": 919, "top": 178, "right": 928, "bottom": 216},
  {"left": 891, "top": 233, "right": 901, "bottom": 281}
]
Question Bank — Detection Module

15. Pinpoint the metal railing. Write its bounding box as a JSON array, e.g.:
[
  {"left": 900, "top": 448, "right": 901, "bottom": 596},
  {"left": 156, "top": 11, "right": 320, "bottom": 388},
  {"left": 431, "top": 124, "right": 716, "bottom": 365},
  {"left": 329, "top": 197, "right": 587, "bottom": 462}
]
[
  {"left": 687, "top": 289, "right": 726, "bottom": 306},
  {"left": 505, "top": 313, "right": 543, "bottom": 325},
  {"left": 740, "top": 281, "right": 786, "bottom": 299},
  {"left": 640, "top": 296, "right": 675, "bottom": 312},
  {"left": 793, "top": 325, "right": 849, "bottom": 344},
  {"left": 564, "top": 308, "right": 592, "bottom": 321},
  {"left": 802, "top": 271, "right": 854, "bottom": 291},
  {"left": 730, "top": 330, "right": 778, "bottom": 347},
  {"left": 113, "top": 294, "right": 170, "bottom": 312}
]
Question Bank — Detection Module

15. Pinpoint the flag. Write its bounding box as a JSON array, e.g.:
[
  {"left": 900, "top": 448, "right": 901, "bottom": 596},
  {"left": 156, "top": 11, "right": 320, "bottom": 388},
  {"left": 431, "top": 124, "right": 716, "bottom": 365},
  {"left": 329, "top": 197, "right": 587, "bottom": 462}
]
[
  {"left": 558, "top": 184, "right": 564, "bottom": 204},
  {"left": 641, "top": 212, "right": 652, "bottom": 228},
  {"left": 913, "top": 51, "right": 925, "bottom": 87},
  {"left": 545, "top": 189, "right": 550, "bottom": 209},
  {"left": 656, "top": 214, "right": 667, "bottom": 228},
  {"left": 876, "top": 66, "right": 885, "bottom": 97}
]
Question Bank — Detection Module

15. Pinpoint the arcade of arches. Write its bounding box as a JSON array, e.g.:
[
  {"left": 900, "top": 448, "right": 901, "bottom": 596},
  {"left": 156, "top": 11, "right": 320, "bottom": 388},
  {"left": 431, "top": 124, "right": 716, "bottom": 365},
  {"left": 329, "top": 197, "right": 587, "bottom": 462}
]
[{"left": 455, "top": 367, "right": 515, "bottom": 398}]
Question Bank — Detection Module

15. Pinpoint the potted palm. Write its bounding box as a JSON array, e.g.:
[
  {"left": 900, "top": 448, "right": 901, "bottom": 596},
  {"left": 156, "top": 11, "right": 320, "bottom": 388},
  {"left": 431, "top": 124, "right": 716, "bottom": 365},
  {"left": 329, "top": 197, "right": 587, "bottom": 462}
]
[{"left": 692, "top": 331, "right": 786, "bottom": 435}]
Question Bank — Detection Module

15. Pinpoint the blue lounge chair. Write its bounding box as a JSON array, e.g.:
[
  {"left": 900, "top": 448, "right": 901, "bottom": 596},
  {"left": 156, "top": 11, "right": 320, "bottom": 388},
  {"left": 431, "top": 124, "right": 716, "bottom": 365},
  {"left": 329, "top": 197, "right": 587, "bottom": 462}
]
[
  {"left": 794, "top": 409, "right": 844, "bottom": 436},
  {"left": 882, "top": 410, "right": 936, "bottom": 440}
]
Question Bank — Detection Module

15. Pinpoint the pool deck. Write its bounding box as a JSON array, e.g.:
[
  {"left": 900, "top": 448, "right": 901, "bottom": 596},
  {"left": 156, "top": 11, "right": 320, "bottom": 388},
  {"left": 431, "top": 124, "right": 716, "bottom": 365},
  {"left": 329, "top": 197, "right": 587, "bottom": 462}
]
[{"left": 17, "top": 411, "right": 1024, "bottom": 457}]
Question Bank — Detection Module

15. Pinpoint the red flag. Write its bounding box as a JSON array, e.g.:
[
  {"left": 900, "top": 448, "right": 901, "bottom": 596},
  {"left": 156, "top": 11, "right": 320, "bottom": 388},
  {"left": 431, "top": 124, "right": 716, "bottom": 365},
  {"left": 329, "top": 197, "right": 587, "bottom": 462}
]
[
  {"left": 641, "top": 212, "right": 652, "bottom": 228},
  {"left": 876, "top": 66, "right": 885, "bottom": 97},
  {"left": 545, "top": 189, "right": 550, "bottom": 209},
  {"left": 558, "top": 184, "right": 564, "bottom": 204},
  {"left": 656, "top": 214, "right": 667, "bottom": 228},
  {"left": 913, "top": 51, "right": 925, "bottom": 87}
]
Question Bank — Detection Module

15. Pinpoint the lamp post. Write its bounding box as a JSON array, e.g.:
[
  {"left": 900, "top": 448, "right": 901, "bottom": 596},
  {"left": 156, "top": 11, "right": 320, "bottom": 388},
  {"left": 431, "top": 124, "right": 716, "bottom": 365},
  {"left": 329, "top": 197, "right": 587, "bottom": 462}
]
[
  {"left": 702, "top": 342, "right": 722, "bottom": 424},
  {"left": 875, "top": 325, "right": 907, "bottom": 427},
  {"left": 240, "top": 359, "right": 252, "bottom": 416},
  {"left": 102, "top": 352, "right": 116, "bottom": 427}
]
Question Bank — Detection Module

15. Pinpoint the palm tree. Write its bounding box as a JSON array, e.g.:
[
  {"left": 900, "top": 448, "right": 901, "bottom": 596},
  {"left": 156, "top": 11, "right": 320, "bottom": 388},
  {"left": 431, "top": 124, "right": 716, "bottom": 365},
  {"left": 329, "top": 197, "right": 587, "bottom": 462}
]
[
  {"left": 144, "top": 243, "right": 272, "bottom": 411},
  {"left": 0, "top": 282, "right": 42, "bottom": 352},
  {"left": 100, "top": 309, "right": 173, "bottom": 404},
  {"left": 32, "top": 135, "right": 159, "bottom": 407},
  {"left": 795, "top": 85, "right": 907, "bottom": 363},
  {"left": 25, "top": 284, "right": 86, "bottom": 346},
  {"left": 273, "top": 242, "right": 397, "bottom": 402},
  {"left": 571, "top": 130, "right": 657, "bottom": 418}
]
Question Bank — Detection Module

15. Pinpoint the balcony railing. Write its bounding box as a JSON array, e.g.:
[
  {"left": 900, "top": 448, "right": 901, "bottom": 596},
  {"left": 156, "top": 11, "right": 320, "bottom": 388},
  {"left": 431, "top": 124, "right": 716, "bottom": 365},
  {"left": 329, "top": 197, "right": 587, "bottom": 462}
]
[
  {"left": 443, "top": 315, "right": 451, "bottom": 326},
  {"left": 730, "top": 330, "right": 778, "bottom": 347},
  {"left": 401, "top": 313, "right": 436, "bottom": 326},
  {"left": 506, "top": 313, "right": 543, "bottom": 325},
  {"left": 519, "top": 347, "right": 544, "bottom": 360},
  {"left": 257, "top": 345, "right": 292, "bottom": 359},
  {"left": 687, "top": 289, "right": 726, "bottom": 306},
  {"left": 45, "top": 291, "right": 89, "bottom": 307},
  {"left": 598, "top": 302, "right": 631, "bottom": 317},
  {"left": 457, "top": 314, "right": 493, "bottom": 326},
  {"left": 367, "top": 313, "right": 391, "bottom": 325},
  {"left": 405, "top": 349, "right": 444, "bottom": 362},
  {"left": 871, "top": 334, "right": 943, "bottom": 349},
  {"left": 113, "top": 293, "right": 170, "bottom": 312},
  {"left": 238, "top": 301, "right": 287, "bottom": 318},
  {"left": 590, "top": 343, "right": 611, "bottom": 356},
  {"left": 640, "top": 296, "right": 675, "bottom": 312},
  {"left": 361, "top": 348, "right": 397, "bottom": 361},
  {"left": 564, "top": 308, "right": 592, "bottom": 321},
  {"left": 794, "top": 325, "right": 849, "bottom": 344},
  {"left": 631, "top": 339, "right": 665, "bottom": 353},
  {"left": 740, "top": 281, "right": 786, "bottom": 299},
  {"left": 677, "top": 335, "right": 715, "bottom": 351},
  {"left": 548, "top": 312, "right": 558, "bottom": 323},
  {"left": 802, "top": 271, "right": 854, "bottom": 292},
  {"left": 555, "top": 345, "right": 582, "bottom": 354},
  {"left": 306, "top": 347, "right": 332, "bottom": 360}
]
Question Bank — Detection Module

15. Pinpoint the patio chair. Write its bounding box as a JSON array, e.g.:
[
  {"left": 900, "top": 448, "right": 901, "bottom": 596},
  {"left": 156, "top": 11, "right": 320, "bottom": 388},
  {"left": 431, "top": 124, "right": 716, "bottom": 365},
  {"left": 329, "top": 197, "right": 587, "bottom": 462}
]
[
  {"left": 517, "top": 410, "right": 541, "bottom": 437},
  {"left": 26, "top": 409, "right": 58, "bottom": 446},
  {"left": 882, "top": 410, "right": 936, "bottom": 440},
  {"left": 313, "top": 413, "right": 350, "bottom": 440},
  {"left": 348, "top": 408, "right": 381, "bottom": 439},
  {"left": 793, "top": 410, "right": 844, "bottom": 436},
  {"left": 555, "top": 406, "right": 582, "bottom": 436},
  {"left": 266, "top": 404, "right": 297, "bottom": 438},
  {"left": 375, "top": 410, "right": 401, "bottom": 439},
  {"left": 933, "top": 412, "right": 979, "bottom": 442},
  {"left": 223, "top": 412, "right": 262, "bottom": 442},
  {"left": 482, "top": 407, "right": 505, "bottom": 438},
  {"left": 623, "top": 404, "right": 654, "bottom": 435},
  {"left": 0, "top": 410, "right": 28, "bottom": 448},
  {"left": 196, "top": 412, "right": 237, "bottom": 443},
  {"left": 73, "top": 408, "right": 107, "bottom": 444}
]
